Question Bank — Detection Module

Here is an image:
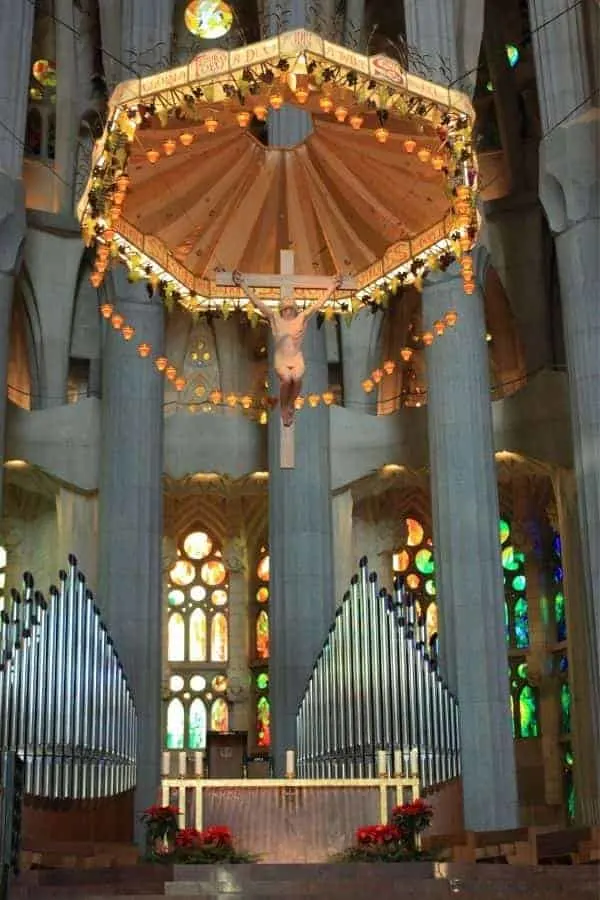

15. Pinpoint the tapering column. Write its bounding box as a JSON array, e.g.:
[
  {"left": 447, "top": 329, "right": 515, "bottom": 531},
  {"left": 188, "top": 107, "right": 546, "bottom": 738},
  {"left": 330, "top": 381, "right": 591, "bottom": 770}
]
[
  {"left": 265, "top": 1, "right": 336, "bottom": 774},
  {"left": 423, "top": 258, "right": 518, "bottom": 830},
  {"left": 340, "top": 308, "right": 384, "bottom": 414},
  {"left": 528, "top": 0, "right": 600, "bottom": 824},
  {"left": 98, "top": 268, "right": 164, "bottom": 836},
  {"left": 56, "top": 487, "right": 99, "bottom": 587},
  {"left": 0, "top": 1, "right": 34, "bottom": 516},
  {"left": 222, "top": 517, "right": 251, "bottom": 734}
]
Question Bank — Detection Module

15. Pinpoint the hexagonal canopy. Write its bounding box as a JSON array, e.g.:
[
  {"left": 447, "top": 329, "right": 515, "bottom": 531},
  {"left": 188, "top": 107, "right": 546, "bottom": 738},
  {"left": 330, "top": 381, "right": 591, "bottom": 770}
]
[{"left": 79, "top": 29, "right": 477, "bottom": 312}]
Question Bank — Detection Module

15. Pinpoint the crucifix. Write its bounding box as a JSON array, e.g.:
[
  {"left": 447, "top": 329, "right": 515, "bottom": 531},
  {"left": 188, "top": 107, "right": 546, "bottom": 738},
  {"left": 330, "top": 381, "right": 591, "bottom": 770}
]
[{"left": 216, "top": 250, "right": 356, "bottom": 469}]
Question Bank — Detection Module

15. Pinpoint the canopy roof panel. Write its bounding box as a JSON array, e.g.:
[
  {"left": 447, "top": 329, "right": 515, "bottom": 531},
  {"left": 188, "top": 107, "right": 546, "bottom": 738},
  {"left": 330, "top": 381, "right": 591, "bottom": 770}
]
[{"left": 80, "top": 30, "right": 478, "bottom": 312}]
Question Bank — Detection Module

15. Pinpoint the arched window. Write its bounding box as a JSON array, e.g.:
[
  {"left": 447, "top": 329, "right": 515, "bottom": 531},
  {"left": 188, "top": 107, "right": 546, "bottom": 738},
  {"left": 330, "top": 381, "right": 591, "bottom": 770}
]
[
  {"left": 510, "top": 661, "right": 539, "bottom": 738},
  {"left": 392, "top": 517, "right": 437, "bottom": 653},
  {"left": 252, "top": 545, "right": 270, "bottom": 749},
  {"left": 164, "top": 528, "right": 230, "bottom": 748},
  {"left": 500, "top": 519, "right": 529, "bottom": 650},
  {"left": 0, "top": 546, "right": 6, "bottom": 612}
]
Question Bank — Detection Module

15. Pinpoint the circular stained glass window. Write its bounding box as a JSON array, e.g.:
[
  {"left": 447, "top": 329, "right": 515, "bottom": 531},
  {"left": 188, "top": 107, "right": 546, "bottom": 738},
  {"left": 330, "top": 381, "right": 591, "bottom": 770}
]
[
  {"left": 392, "top": 550, "right": 410, "bottom": 573},
  {"left": 212, "top": 675, "right": 228, "bottom": 692},
  {"left": 256, "top": 673, "right": 269, "bottom": 690},
  {"left": 257, "top": 555, "right": 270, "bottom": 582},
  {"left": 512, "top": 574, "right": 527, "bottom": 592},
  {"left": 190, "top": 585, "right": 206, "bottom": 602},
  {"left": 32, "top": 59, "right": 57, "bottom": 87},
  {"left": 211, "top": 589, "right": 228, "bottom": 606},
  {"left": 415, "top": 548, "right": 435, "bottom": 575},
  {"left": 405, "top": 518, "right": 424, "bottom": 547},
  {"left": 190, "top": 675, "right": 206, "bottom": 691},
  {"left": 201, "top": 559, "right": 226, "bottom": 585},
  {"left": 406, "top": 573, "right": 421, "bottom": 590},
  {"left": 170, "top": 675, "right": 184, "bottom": 692},
  {"left": 183, "top": 530, "right": 213, "bottom": 560},
  {"left": 499, "top": 519, "right": 510, "bottom": 545},
  {"left": 184, "top": 0, "right": 233, "bottom": 39},
  {"left": 425, "top": 579, "right": 436, "bottom": 597},
  {"left": 256, "top": 586, "right": 269, "bottom": 604},
  {"left": 502, "top": 546, "right": 520, "bottom": 572},
  {"left": 170, "top": 559, "right": 196, "bottom": 586},
  {"left": 168, "top": 589, "right": 185, "bottom": 606}
]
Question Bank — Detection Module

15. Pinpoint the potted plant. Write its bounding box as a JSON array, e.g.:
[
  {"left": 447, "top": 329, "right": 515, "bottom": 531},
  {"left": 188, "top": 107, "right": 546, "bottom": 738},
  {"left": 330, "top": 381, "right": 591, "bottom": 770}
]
[
  {"left": 140, "top": 805, "right": 179, "bottom": 859},
  {"left": 335, "top": 797, "right": 434, "bottom": 862}
]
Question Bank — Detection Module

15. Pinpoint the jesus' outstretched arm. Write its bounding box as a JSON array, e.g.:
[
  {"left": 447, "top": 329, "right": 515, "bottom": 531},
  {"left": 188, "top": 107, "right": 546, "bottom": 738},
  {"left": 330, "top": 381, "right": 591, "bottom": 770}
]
[
  {"left": 303, "top": 274, "right": 344, "bottom": 319},
  {"left": 232, "top": 270, "right": 273, "bottom": 321}
]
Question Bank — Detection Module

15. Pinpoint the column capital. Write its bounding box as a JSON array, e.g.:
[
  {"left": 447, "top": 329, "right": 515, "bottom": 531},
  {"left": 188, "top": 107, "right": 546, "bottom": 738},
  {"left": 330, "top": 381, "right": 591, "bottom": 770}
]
[
  {"left": 424, "top": 245, "right": 490, "bottom": 291},
  {"left": 110, "top": 265, "right": 163, "bottom": 308},
  {"left": 0, "top": 174, "right": 27, "bottom": 276},
  {"left": 539, "top": 112, "right": 600, "bottom": 234},
  {"left": 222, "top": 534, "right": 248, "bottom": 574}
]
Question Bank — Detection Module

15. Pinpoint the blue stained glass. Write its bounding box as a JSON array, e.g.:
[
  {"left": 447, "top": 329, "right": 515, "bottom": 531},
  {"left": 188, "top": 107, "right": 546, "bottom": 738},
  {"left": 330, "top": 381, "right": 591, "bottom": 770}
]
[
  {"left": 514, "top": 597, "right": 529, "bottom": 649},
  {"left": 558, "top": 653, "right": 569, "bottom": 673},
  {"left": 552, "top": 565, "right": 564, "bottom": 584},
  {"left": 552, "top": 533, "right": 562, "bottom": 556}
]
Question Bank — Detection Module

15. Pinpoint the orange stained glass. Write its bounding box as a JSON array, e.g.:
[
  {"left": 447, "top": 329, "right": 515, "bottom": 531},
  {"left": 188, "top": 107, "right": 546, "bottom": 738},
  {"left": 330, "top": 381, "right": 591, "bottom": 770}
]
[
  {"left": 256, "top": 610, "right": 269, "bottom": 660},
  {"left": 257, "top": 696, "right": 271, "bottom": 748},
  {"left": 426, "top": 602, "right": 439, "bottom": 644},
  {"left": 212, "top": 675, "right": 228, "bottom": 692},
  {"left": 414, "top": 599, "right": 423, "bottom": 618},
  {"left": 189, "top": 608, "right": 207, "bottom": 661},
  {"left": 201, "top": 559, "right": 226, "bottom": 585},
  {"left": 256, "top": 586, "right": 269, "bottom": 604},
  {"left": 392, "top": 550, "right": 410, "bottom": 573},
  {"left": 183, "top": 530, "right": 213, "bottom": 560},
  {"left": 257, "top": 554, "right": 270, "bottom": 582},
  {"left": 170, "top": 559, "right": 196, "bottom": 586},
  {"left": 210, "top": 612, "right": 228, "bottom": 661},
  {"left": 168, "top": 612, "right": 185, "bottom": 661},
  {"left": 406, "top": 518, "right": 424, "bottom": 547},
  {"left": 210, "top": 697, "right": 229, "bottom": 732},
  {"left": 406, "top": 573, "right": 421, "bottom": 590},
  {"left": 211, "top": 589, "right": 228, "bottom": 606}
]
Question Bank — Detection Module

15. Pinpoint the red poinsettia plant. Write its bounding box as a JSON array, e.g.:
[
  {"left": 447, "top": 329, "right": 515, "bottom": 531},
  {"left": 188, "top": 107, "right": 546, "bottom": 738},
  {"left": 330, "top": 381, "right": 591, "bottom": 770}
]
[
  {"left": 140, "top": 805, "right": 179, "bottom": 846},
  {"left": 338, "top": 797, "right": 434, "bottom": 862},
  {"left": 141, "top": 810, "right": 254, "bottom": 864}
]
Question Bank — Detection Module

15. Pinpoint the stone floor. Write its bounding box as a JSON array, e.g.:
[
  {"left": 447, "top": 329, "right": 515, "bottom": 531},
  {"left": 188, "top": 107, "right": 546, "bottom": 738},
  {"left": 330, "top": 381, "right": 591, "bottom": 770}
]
[{"left": 10, "top": 862, "right": 600, "bottom": 899}]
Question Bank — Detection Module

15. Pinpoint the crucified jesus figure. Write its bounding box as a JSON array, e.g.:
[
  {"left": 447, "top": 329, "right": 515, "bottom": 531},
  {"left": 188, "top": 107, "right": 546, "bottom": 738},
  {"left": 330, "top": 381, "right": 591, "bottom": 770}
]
[{"left": 232, "top": 269, "right": 343, "bottom": 427}]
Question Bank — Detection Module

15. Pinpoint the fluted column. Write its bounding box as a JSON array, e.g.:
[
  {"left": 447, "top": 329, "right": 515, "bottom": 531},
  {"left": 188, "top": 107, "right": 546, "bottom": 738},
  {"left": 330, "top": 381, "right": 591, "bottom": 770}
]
[
  {"left": 268, "top": 318, "right": 335, "bottom": 774},
  {"left": 423, "top": 260, "right": 519, "bottom": 830},
  {"left": 222, "top": 519, "right": 251, "bottom": 734},
  {"left": 0, "top": 1, "right": 34, "bottom": 516},
  {"left": 98, "top": 268, "right": 164, "bottom": 835},
  {"left": 528, "top": 0, "right": 600, "bottom": 825}
]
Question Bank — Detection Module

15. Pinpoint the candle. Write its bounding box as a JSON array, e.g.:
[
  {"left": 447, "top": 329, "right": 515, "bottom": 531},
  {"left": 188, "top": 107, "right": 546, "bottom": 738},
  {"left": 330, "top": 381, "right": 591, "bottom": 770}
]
[
  {"left": 377, "top": 750, "right": 387, "bottom": 778},
  {"left": 194, "top": 751, "right": 204, "bottom": 777},
  {"left": 179, "top": 751, "right": 187, "bottom": 777},
  {"left": 409, "top": 747, "right": 419, "bottom": 776},
  {"left": 161, "top": 751, "right": 170, "bottom": 777},
  {"left": 285, "top": 749, "right": 296, "bottom": 778},
  {"left": 393, "top": 750, "right": 403, "bottom": 777}
]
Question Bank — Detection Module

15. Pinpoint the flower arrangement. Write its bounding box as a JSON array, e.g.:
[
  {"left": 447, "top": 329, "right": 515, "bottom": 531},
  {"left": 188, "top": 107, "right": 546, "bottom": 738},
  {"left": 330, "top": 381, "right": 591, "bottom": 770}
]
[
  {"left": 140, "top": 808, "right": 255, "bottom": 864},
  {"left": 336, "top": 797, "right": 434, "bottom": 862}
]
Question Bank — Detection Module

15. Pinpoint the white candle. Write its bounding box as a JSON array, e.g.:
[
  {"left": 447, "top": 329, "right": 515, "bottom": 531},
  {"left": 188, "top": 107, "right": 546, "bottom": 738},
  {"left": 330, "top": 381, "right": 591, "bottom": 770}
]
[
  {"left": 285, "top": 749, "right": 296, "bottom": 778},
  {"left": 194, "top": 751, "right": 204, "bottom": 777},
  {"left": 161, "top": 751, "right": 170, "bottom": 777},
  {"left": 179, "top": 751, "right": 187, "bottom": 777},
  {"left": 393, "top": 750, "right": 403, "bottom": 777},
  {"left": 377, "top": 750, "right": 387, "bottom": 777},
  {"left": 409, "top": 747, "right": 419, "bottom": 776}
]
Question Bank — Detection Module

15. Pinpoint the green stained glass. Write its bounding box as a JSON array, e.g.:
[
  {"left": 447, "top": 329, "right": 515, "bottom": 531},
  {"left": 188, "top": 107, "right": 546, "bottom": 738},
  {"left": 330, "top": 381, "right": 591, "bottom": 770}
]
[
  {"left": 502, "top": 546, "right": 520, "bottom": 572},
  {"left": 512, "top": 574, "right": 526, "bottom": 592},
  {"left": 519, "top": 685, "right": 539, "bottom": 737},
  {"left": 166, "top": 698, "right": 184, "bottom": 749},
  {"left": 424, "top": 579, "right": 436, "bottom": 597},
  {"left": 504, "top": 601, "right": 510, "bottom": 644},
  {"left": 415, "top": 549, "right": 435, "bottom": 575},
  {"left": 567, "top": 784, "right": 576, "bottom": 822},
  {"left": 555, "top": 592, "right": 567, "bottom": 642},
  {"left": 256, "top": 672, "right": 269, "bottom": 690},
  {"left": 510, "top": 694, "right": 515, "bottom": 738},
  {"left": 499, "top": 518, "right": 510, "bottom": 545},
  {"left": 564, "top": 749, "right": 574, "bottom": 767},
  {"left": 560, "top": 683, "right": 571, "bottom": 734},
  {"left": 517, "top": 662, "right": 528, "bottom": 679},
  {"left": 189, "top": 698, "right": 207, "bottom": 749}
]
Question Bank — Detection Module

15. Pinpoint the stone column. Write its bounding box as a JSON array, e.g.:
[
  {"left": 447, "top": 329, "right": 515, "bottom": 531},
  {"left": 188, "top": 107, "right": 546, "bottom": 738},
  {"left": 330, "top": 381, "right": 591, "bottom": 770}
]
[
  {"left": 0, "top": 1, "right": 35, "bottom": 515},
  {"left": 422, "top": 259, "right": 519, "bottom": 831},
  {"left": 98, "top": 268, "right": 164, "bottom": 835},
  {"left": 528, "top": 0, "right": 600, "bottom": 825},
  {"left": 56, "top": 488, "right": 99, "bottom": 589},
  {"left": 340, "top": 308, "right": 384, "bottom": 414},
  {"left": 268, "top": 318, "right": 335, "bottom": 774},
  {"left": 222, "top": 523, "right": 251, "bottom": 735},
  {"left": 332, "top": 490, "right": 355, "bottom": 607}
]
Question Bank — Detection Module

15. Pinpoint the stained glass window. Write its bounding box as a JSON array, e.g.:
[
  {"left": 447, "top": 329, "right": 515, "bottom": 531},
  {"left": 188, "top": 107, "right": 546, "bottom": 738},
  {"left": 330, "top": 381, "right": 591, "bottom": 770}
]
[
  {"left": 166, "top": 698, "right": 185, "bottom": 749},
  {"left": 257, "top": 696, "right": 271, "bottom": 748},
  {"left": 164, "top": 526, "right": 230, "bottom": 749},
  {"left": 210, "top": 698, "right": 229, "bottom": 732},
  {"left": 256, "top": 611, "right": 269, "bottom": 660},
  {"left": 563, "top": 747, "right": 575, "bottom": 822},
  {"left": 189, "top": 698, "right": 207, "bottom": 749},
  {"left": 392, "top": 518, "right": 437, "bottom": 658},
  {"left": 257, "top": 553, "right": 270, "bottom": 582},
  {"left": 552, "top": 532, "right": 568, "bottom": 643},
  {"left": 560, "top": 682, "right": 571, "bottom": 735},
  {"left": 0, "top": 546, "right": 6, "bottom": 613},
  {"left": 510, "top": 662, "right": 539, "bottom": 739}
]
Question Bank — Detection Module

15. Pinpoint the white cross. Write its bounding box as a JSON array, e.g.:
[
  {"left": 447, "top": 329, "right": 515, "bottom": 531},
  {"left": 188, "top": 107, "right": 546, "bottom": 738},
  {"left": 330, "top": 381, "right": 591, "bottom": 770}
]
[{"left": 215, "top": 249, "right": 355, "bottom": 303}]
